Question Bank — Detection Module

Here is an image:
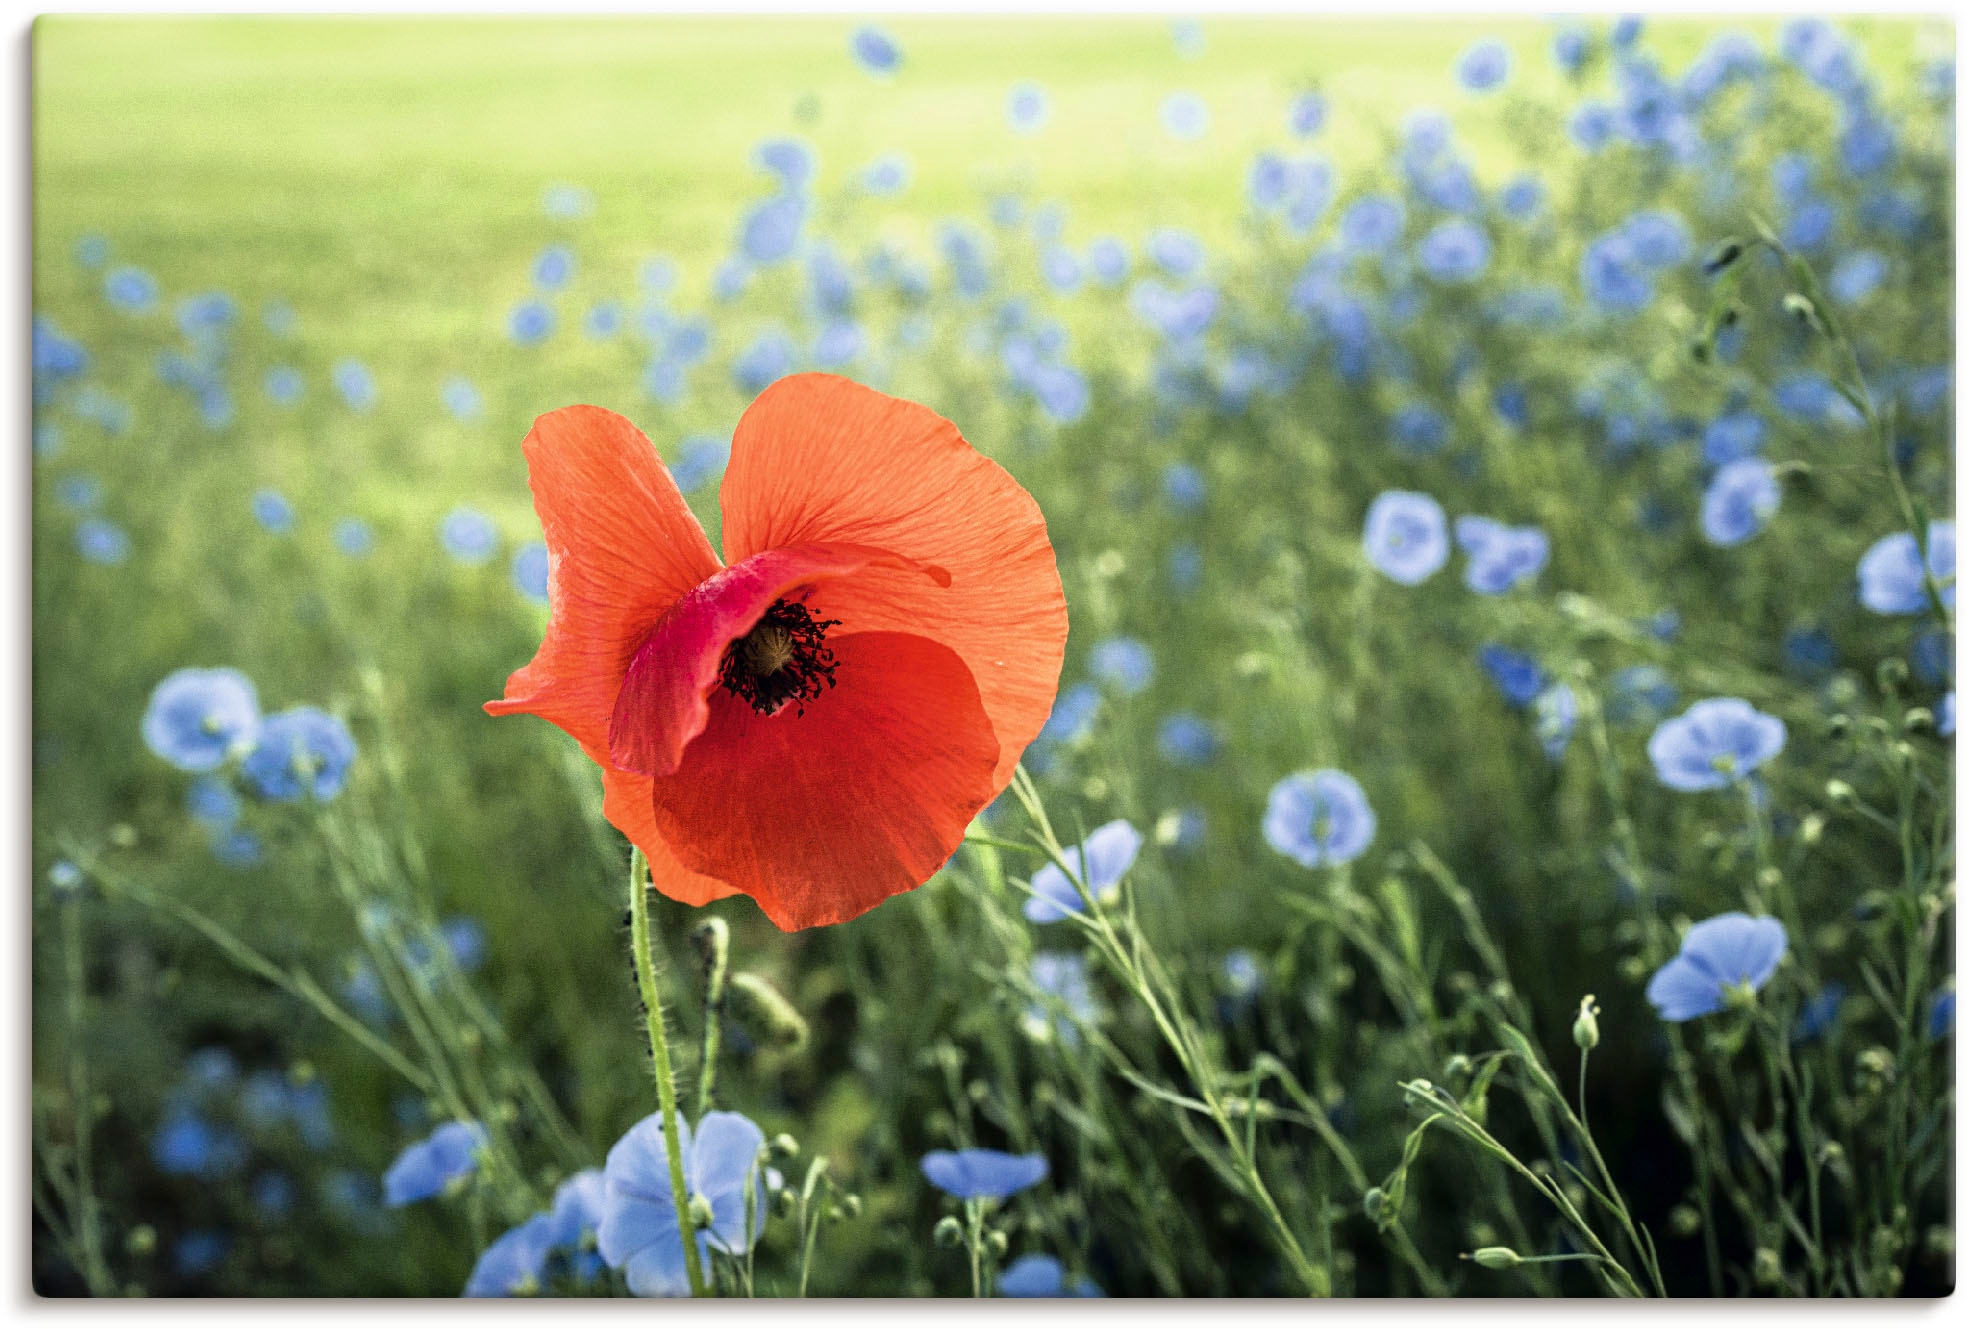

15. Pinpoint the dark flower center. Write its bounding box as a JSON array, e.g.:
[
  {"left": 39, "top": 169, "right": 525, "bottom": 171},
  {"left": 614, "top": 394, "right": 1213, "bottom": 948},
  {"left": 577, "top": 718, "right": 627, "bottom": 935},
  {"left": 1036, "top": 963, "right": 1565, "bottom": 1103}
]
[{"left": 719, "top": 599, "right": 842, "bottom": 716}]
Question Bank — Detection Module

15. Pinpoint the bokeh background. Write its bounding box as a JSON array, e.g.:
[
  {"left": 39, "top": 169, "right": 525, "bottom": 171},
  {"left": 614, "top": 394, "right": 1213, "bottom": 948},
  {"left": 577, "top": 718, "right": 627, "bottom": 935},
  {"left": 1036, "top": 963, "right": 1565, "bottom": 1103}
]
[{"left": 31, "top": 14, "right": 1955, "bottom": 1298}]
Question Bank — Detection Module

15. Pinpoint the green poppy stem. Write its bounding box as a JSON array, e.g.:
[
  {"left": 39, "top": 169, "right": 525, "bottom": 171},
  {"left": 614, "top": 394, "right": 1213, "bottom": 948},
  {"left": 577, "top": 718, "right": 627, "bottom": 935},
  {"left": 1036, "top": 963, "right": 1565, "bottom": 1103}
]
[{"left": 627, "top": 847, "right": 709, "bottom": 1298}]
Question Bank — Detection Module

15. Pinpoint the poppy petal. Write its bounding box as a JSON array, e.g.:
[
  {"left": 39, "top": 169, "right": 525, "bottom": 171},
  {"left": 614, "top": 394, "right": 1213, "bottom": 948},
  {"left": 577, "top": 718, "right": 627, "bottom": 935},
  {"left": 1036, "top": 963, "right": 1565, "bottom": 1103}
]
[
  {"left": 486, "top": 405, "right": 722, "bottom": 757},
  {"left": 599, "top": 767, "right": 741, "bottom": 907},
  {"left": 648, "top": 631, "right": 1000, "bottom": 930},
  {"left": 719, "top": 373, "right": 1067, "bottom": 785},
  {"left": 608, "top": 542, "right": 947, "bottom": 779}
]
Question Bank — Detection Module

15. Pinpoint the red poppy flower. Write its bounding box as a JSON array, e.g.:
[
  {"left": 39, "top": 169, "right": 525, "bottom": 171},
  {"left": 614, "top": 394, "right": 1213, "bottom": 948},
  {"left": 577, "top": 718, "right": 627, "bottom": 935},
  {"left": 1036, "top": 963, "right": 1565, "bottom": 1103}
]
[{"left": 487, "top": 373, "right": 1067, "bottom": 930}]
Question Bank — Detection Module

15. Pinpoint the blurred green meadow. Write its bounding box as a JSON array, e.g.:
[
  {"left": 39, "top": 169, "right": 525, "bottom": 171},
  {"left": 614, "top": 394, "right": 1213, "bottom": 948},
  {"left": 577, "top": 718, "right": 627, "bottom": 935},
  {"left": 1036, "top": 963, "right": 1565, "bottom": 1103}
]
[{"left": 31, "top": 14, "right": 1955, "bottom": 1299}]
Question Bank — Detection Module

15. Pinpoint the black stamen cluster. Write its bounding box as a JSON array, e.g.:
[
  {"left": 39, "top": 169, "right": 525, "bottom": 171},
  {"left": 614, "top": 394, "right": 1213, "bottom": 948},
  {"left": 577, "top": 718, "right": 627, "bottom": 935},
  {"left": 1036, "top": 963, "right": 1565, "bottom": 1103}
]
[{"left": 718, "top": 599, "right": 842, "bottom": 716}]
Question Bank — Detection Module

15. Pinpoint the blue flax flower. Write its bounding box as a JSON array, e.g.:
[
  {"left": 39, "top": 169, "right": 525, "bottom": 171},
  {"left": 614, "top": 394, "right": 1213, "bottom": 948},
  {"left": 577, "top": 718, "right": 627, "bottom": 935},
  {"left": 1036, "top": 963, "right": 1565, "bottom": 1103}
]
[
  {"left": 1479, "top": 645, "right": 1546, "bottom": 708},
  {"left": 599, "top": 1111, "right": 767, "bottom": 1297},
  {"left": 1858, "top": 522, "right": 1954, "bottom": 614},
  {"left": 1024, "top": 952, "right": 1098, "bottom": 1047},
  {"left": 1090, "top": 637, "right": 1153, "bottom": 695},
  {"left": 384, "top": 1120, "right": 487, "bottom": 1207},
  {"left": 1263, "top": 770, "right": 1375, "bottom": 869},
  {"left": 143, "top": 668, "right": 261, "bottom": 771},
  {"left": 1418, "top": 220, "right": 1490, "bottom": 283},
  {"left": 1701, "top": 459, "right": 1781, "bottom": 547},
  {"left": 1647, "top": 698, "right": 1785, "bottom": 791},
  {"left": 512, "top": 541, "right": 550, "bottom": 603},
  {"left": 920, "top": 1148, "right": 1048, "bottom": 1201},
  {"left": 1000, "top": 1253, "right": 1104, "bottom": 1297},
  {"left": 1026, "top": 820, "right": 1143, "bottom": 922},
  {"left": 1157, "top": 713, "right": 1220, "bottom": 766},
  {"left": 1646, "top": 914, "right": 1787, "bottom": 1021},
  {"left": 1458, "top": 41, "right": 1512, "bottom": 92},
  {"left": 440, "top": 507, "right": 499, "bottom": 565},
  {"left": 851, "top": 26, "right": 901, "bottom": 74},
  {"left": 1929, "top": 989, "right": 1955, "bottom": 1041},
  {"left": 242, "top": 707, "right": 358, "bottom": 801},
  {"left": 1455, "top": 516, "right": 1548, "bottom": 593},
  {"left": 1363, "top": 491, "right": 1449, "bottom": 585}
]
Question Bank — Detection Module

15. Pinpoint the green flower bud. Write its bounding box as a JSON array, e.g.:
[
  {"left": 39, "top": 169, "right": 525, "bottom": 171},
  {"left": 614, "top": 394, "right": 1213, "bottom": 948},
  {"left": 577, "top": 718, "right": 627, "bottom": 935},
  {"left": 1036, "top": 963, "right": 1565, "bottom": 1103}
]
[
  {"left": 773, "top": 1187, "right": 797, "bottom": 1220},
  {"left": 1904, "top": 707, "right": 1935, "bottom": 734},
  {"left": 108, "top": 824, "right": 138, "bottom": 849},
  {"left": 1362, "top": 1187, "right": 1387, "bottom": 1222},
  {"left": 1573, "top": 995, "right": 1601, "bottom": 1050},
  {"left": 726, "top": 972, "right": 809, "bottom": 1051},
  {"left": 1469, "top": 1246, "right": 1522, "bottom": 1270},
  {"left": 768, "top": 1133, "right": 799, "bottom": 1159},
  {"left": 1781, "top": 292, "right": 1822, "bottom": 332},
  {"left": 126, "top": 1224, "right": 157, "bottom": 1256},
  {"left": 1825, "top": 779, "right": 1856, "bottom": 808},
  {"left": 933, "top": 1216, "right": 964, "bottom": 1248},
  {"left": 1753, "top": 1247, "right": 1782, "bottom": 1287},
  {"left": 986, "top": 1229, "right": 1009, "bottom": 1258},
  {"left": 839, "top": 1193, "right": 862, "bottom": 1220},
  {"left": 688, "top": 1192, "right": 716, "bottom": 1229},
  {"left": 1669, "top": 1204, "right": 1701, "bottom": 1237}
]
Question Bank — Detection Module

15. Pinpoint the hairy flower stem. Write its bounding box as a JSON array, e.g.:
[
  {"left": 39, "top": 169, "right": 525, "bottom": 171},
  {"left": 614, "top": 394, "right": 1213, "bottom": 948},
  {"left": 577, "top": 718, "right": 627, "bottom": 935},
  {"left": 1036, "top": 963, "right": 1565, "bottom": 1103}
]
[{"left": 627, "top": 847, "right": 709, "bottom": 1298}]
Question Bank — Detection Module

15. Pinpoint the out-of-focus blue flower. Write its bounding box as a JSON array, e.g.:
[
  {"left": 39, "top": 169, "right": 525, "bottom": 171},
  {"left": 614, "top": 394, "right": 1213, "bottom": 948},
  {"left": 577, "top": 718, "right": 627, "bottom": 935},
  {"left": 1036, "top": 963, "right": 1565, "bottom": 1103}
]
[
  {"left": 1498, "top": 173, "right": 1545, "bottom": 220},
  {"left": 1008, "top": 80, "right": 1050, "bottom": 133},
  {"left": 1828, "top": 249, "right": 1889, "bottom": 305},
  {"left": 333, "top": 360, "right": 376, "bottom": 412},
  {"left": 1608, "top": 664, "right": 1678, "bottom": 727},
  {"left": 1700, "top": 459, "right": 1780, "bottom": 547},
  {"left": 1569, "top": 102, "right": 1616, "bottom": 150},
  {"left": 253, "top": 1171, "right": 297, "bottom": 1220},
  {"left": 1168, "top": 542, "right": 1203, "bottom": 593},
  {"left": 584, "top": 302, "right": 621, "bottom": 339},
  {"left": 511, "top": 541, "right": 550, "bottom": 604},
  {"left": 738, "top": 193, "right": 806, "bottom": 265},
  {"left": 384, "top": 1121, "right": 487, "bottom": 1207},
  {"left": 264, "top": 367, "right": 303, "bottom": 405},
  {"left": 1418, "top": 219, "right": 1490, "bottom": 283},
  {"left": 1478, "top": 645, "right": 1546, "bottom": 708},
  {"left": 76, "top": 517, "right": 131, "bottom": 565},
  {"left": 599, "top": 1111, "right": 767, "bottom": 1297},
  {"left": 1782, "top": 627, "right": 1838, "bottom": 680},
  {"left": 213, "top": 829, "right": 262, "bottom": 868},
  {"left": 1036, "top": 683, "right": 1100, "bottom": 753},
  {"left": 1364, "top": 490, "right": 1449, "bottom": 585},
  {"left": 1773, "top": 373, "right": 1863, "bottom": 428},
  {"left": 1288, "top": 91, "right": 1327, "bottom": 136},
  {"left": 75, "top": 233, "right": 108, "bottom": 268},
  {"left": 1940, "top": 692, "right": 1956, "bottom": 738},
  {"left": 48, "top": 859, "right": 85, "bottom": 898},
  {"left": 1147, "top": 228, "right": 1205, "bottom": 279},
  {"left": 187, "top": 775, "right": 241, "bottom": 830},
  {"left": 1648, "top": 698, "right": 1786, "bottom": 791},
  {"left": 1781, "top": 19, "right": 1860, "bottom": 94},
  {"left": 1792, "top": 983, "right": 1847, "bottom": 1044},
  {"left": 153, "top": 1109, "right": 247, "bottom": 1177},
  {"left": 920, "top": 1149, "right": 1048, "bottom": 1201},
  {"left": 177, "top": 291, "right": 236, "bottom": 336},
  {"left": 442, "top": 377, "right": 483, "bottom": 422},
  {"left": 509, "top": 300, "right": 555, "bottom": 345},
  {"left": 252, "top": 489, "right": 294, "bottom": 535},
  {"left": 1128, "top": 280, "right": 1218, "bottom": 340},
  {"left": 466, "top": 1213, "right": 557, "bottom": 1297},
  {"left": 32, "top": 318, "right": 89, "bottom": 386},
  {"left": 860, "top": 154, "right": 911, "bottom": 195},
  {"left": 1646, "top": 913, "right": 1787, "bottom": 1021},
  {"left": 1858, "top": 523, "right": 1954, "bottom": 615},
  {"left": 1026, "top": 820, "right": 1143, "bottom": 923},
  {"left": 1163, "top": 462, "right": 1206, "bottom": 512},
  {"left": 1552, "top": 27, "right": 1590, "bottom": 74},
  {"left": 334, "top": 518, "right": 374, "bottom": 557},
  {"left": 1580, "top": 232, "right": 1652, "bottom": 314},
  {"left": 1533, "top": 683, "right": 1577, "bottom": 761},
  {"left": 543, "top": 183, "right": 593, "bottom": 219},
  {"left": 813, "top": 321, "right": 864, "bottom": 369},
  {"left": 1090, "top": 637, "right": 1153, "bottom": 695},
  {"left": 54, "top": 473, "right": 102, "bottom": 510},
  {"left": 439, "top": 506, "right": 499, "bottom": 565},
  {"left": 1702, "top": 411, "right": 1765, "bottom": 466},
  {"left": 1339, "top": 195, "right": 1405, "bottom": 252},
  {"left": 242, "top": 707, "right": 358, "bottom": 802},
  {"left": 174, "top": 1230, "right": 230, "bottom": 1279},
  {"left": 533, "top": 245, "right": 574, "bottom": 290},
  {"left": 144, "top": 668, "right": 260, "bottom": 772},
  {"left": 1783, "top": 198, "right": 1836, "bottom": 254},
  {"left": 668, "top": 435, "right": 730, "bottom": 495},
  {"left": 1031, "top": 363, "right": 1089, "bottom": 423},
  {"left": 1263, "top": 769, "right": 1375, "bottom": 869},
  {"left": 1023, "top": 951, "right": 1098, "bottom": 1047},
  {"left": 1161, "top": 91, "right": 1209, "bottom": 139},
  {"left": 1458, "top": 40, "right": 1512, "bottom": 92},
  {"left": 754, "top": 138, "right": 817, "bottom": 191},
  {"left": 1930, "top": 989, "right": 1955, "bottom": 1040},
  {"left": 1841, "top": 114, "right": 1896, "bottom": 176},
  {"left": 1455, "top": 516, "right": 1548, "bottom": 593},
  {"left": 851, "top": 25, "right": 901, "bottom": 73},
  {"left": 105, "top": 266, "right": 157, "bottom": 313},
  {"left": 999, "top": 1253, "right": 1105, "bottom": 1297},
  {"left": 733, "top": 330, "right": 796, "bottom": 394},
  {"left": 1622, "top": 209, "right": 1690, "bottom": 267},
  {"left": 1157, "top": 713, "right": 1220, "bottom": 766}
]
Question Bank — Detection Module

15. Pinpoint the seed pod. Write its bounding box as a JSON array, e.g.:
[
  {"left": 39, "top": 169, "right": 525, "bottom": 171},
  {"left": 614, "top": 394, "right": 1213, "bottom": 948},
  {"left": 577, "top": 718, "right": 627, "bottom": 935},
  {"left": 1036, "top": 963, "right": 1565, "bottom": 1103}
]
[
  {"left": 1470, "top": 1247, "right": 1523, "bottom": 1270},
  {"left": 725, "top": 972, "right": 809, "bottom": 1051},
  {"left": 1572, "top": 995, "right": 1601, "bottom": 1051}
]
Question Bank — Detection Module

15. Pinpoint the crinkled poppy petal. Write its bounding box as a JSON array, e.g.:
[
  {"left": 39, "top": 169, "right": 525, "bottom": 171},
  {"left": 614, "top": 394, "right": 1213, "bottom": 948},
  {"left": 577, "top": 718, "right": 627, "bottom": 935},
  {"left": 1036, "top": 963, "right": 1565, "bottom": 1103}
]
[
  {"left": 608, "top": 542, "right": 947, "bottom": 779},
  {"left": 599, "top": 767, "right": 741, "bottom": 907},
  {"left": 485, "top": 405, "right": 722, "bottom": 756},
  {"left": 718, "top": 373, "right": 1067, "bottom": 785},
  {"left": 648, "top": 631, "right": 999, "bottom": 930}
]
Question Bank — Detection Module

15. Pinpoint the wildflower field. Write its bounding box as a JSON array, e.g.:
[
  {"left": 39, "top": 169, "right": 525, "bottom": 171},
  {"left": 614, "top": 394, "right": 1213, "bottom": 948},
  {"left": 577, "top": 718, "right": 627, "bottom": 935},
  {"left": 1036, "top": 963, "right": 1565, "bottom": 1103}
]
[{"left": 29, "top": 14, "right": 1957, "bottom": 1299}]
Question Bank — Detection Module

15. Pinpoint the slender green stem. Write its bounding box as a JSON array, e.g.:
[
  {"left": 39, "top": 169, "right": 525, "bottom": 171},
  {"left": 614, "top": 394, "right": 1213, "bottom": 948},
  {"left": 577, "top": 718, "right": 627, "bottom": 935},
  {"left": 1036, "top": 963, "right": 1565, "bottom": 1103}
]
[
  {"left": 965, "top": 1198, "right": 985, "bottom": 1298},
  {"left": 626, "top": 848, "right": 708, "bottom": 1298},
  {"left": 60, "top": 896, "right": 113, "bottom": 1297}
]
